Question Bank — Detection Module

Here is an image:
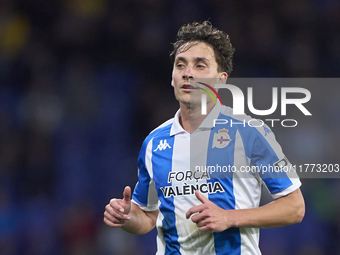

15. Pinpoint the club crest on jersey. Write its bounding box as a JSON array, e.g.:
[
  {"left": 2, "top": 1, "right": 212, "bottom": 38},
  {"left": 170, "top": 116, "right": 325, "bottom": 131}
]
[{"left": 212, "top": 128, "right": 231, "bottom": 149}]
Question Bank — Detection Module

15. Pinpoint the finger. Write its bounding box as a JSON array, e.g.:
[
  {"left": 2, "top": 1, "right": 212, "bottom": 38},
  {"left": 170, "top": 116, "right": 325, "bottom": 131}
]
[
  {"left": 195, "top": 190, "right": 210, "bottom": 204},
  {"left": 105, "top": 205, "right": 131, "bottom": 220},
  {"left": 104, "top": 210, "right": 123, "bottom": 224},
  {"left": 198, "top": 224, "right": 214, "bottom": 232},
  {"left": 123, "top": 186, "right": 132, "bottom": 202},
  {"left": 104, "top": 210, "right": 131, "bottom": 224},
  {"left": 109, "top": 199, "right": 125, "bottom": 213},
  {"left": 190, "top": 210, "right": 208, "bottom": 224},
  {"left": 103, "top": 216, "right": 120, "bottom": 227},
  {"left": 103, "top": 216, "right": 125, "bottom": 228},
  {"left": 195, "top": 217, "right": 210, "bottom": 228},
  {"left": 186, "top": 204, "right": 206, "bottom": 219}
]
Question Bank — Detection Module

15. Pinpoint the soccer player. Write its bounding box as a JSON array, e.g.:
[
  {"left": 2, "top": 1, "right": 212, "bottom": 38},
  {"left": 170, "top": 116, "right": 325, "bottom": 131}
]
[{"left": 103, "top": 21, "right": 305, "bottom": 254}]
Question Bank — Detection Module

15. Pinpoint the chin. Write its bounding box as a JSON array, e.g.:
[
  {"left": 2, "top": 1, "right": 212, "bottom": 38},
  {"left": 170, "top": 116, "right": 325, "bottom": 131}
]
[{"left": 176, "top": 93, "right": 201, "bottom": 108}]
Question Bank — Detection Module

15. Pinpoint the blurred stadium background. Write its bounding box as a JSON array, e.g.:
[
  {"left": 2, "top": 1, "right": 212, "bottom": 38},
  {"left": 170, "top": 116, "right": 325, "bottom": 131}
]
[{"left": 0, "top": 0, "right": 339, "bottom": 254}]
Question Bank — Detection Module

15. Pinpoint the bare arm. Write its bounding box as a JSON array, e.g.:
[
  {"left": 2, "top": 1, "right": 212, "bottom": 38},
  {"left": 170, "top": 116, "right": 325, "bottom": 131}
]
[
  {"left": 186, "top": 188, "right": 305, "bottom": 232},
  {"left": 122, "top": 203, "right": 158, "bottom": 235},
  {"left": 103, "top": 186, "right": 158, "bottom": 235}
]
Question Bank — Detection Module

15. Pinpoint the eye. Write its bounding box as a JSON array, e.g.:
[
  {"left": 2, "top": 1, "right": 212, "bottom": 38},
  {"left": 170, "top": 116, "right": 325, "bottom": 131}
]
[
  {"left": 196, "top": 64, "right": 206, "bottom": 69},
  {"left": 176, "top": 63, "right": 185, "bottom": 69}
]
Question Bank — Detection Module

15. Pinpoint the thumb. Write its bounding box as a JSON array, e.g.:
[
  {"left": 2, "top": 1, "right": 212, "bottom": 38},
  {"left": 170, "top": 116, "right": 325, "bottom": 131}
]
[
  {"left": 123, "top": 186, "right": 132, "bottom": 202},
  {"left": 195, "top": 190, "right": 209, "bottom": 204}
]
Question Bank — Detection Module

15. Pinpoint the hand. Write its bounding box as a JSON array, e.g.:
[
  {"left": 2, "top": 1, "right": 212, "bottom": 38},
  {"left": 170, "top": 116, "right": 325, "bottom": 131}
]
[
  {"left": 186, "top": 190, "right": 231, "bottom": 232},
  {"left": 103, "top": 186, "right": 132, "bottom": 228}
]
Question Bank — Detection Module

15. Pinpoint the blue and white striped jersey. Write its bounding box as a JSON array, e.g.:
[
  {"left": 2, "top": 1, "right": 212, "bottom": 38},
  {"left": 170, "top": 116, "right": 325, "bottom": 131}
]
[{"left": 132, "top": 104, "right": 301, "bottom": 255}]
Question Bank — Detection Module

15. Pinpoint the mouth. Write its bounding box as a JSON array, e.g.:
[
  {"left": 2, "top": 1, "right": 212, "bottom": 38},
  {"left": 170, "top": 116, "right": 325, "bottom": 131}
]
[{"left": 181, "top": 84, "right": 196, "bottom": 92}]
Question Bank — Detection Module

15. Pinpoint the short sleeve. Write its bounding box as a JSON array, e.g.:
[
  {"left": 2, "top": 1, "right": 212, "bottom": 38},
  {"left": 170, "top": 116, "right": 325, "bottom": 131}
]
[
  {"left": 250, "top": 125, "right": 301, "bottom": 199},
  {"left": 132, "top": 138, "right": 159, "bottom": 211}
]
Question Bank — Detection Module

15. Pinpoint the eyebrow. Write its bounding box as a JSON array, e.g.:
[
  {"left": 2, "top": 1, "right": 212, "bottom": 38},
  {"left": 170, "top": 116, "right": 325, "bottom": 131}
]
[
  {"left": 175, "top": 56, "right": 210, "bottom": 64},
  {"left": 175, "top": 56, "right": 187, "bottom": 63},
  {"left": 195, "top": 57, "right": 210, "bottom": 65}
]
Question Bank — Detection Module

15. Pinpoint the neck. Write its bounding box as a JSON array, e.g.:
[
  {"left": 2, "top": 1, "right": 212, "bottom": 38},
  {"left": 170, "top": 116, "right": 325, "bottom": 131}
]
[{"left": 179, "top": 101, "right": 215, "bottom": 134}]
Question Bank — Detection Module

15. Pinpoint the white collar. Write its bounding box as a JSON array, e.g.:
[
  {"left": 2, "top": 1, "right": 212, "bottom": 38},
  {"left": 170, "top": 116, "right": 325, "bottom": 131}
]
[{"left": 170, "top": 104, "right": 222, "bottom": 136}]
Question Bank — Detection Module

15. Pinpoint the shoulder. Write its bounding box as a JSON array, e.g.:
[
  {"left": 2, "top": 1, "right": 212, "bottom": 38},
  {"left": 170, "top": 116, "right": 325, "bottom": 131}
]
[
  {"left": 149, "top": 118, "right": 174, "bottom": 136},
  {"left": 140, "top": 118, "right": 174, "bottom": 150}
]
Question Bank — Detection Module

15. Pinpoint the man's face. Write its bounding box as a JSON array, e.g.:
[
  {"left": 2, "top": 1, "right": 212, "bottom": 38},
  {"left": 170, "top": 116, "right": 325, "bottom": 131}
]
[{"left": 171, "top": 41, "right": 227, "bottom": 107}]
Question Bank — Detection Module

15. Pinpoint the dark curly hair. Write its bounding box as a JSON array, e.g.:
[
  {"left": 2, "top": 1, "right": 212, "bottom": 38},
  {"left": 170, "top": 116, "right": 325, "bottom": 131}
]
[{"left": 170, "top": 21, "right": 235, "bottom": 75}]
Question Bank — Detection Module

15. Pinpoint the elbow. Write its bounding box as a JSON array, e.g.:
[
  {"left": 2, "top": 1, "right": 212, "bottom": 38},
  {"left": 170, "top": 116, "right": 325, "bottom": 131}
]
[
  {"left": 293, "top": 197, "right": 305, "bottom": 224},
  {"left": 294, "top": 204, "right": 305, "bottom": 224},
  {"left": 289, "top": 188, "right": 305, "bottom": 225}
]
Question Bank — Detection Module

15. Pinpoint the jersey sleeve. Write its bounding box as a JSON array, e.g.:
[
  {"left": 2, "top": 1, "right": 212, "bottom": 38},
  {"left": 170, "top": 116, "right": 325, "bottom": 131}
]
[
  {"left": 132, "top": 138, "right": 159, "bottom": 211},
  {"left": 250, "top": 125, "right": 301, "bottom": 199}
]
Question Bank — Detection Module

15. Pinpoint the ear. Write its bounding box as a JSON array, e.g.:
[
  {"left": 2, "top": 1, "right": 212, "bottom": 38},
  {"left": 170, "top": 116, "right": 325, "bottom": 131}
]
[
  {"left": 220, "top": 72, "right": 228, "bottom": 79},
  {"left": 171, "top": 79, "right": 174, "bottom": 87},
  {"left": 219, "top": 72, "right": 228, "bottom": 83}
]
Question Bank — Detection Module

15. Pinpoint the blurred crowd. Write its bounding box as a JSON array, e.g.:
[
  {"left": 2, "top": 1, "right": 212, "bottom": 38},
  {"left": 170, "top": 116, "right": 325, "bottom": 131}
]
[{"left": 0, "top": 0, "right": 339, "bottom": 254}]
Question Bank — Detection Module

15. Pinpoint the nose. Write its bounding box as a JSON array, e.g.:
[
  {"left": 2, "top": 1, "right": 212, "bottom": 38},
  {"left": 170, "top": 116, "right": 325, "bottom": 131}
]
[{"left": 183, "top": 66, "right": 194, "bottom": 80}]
